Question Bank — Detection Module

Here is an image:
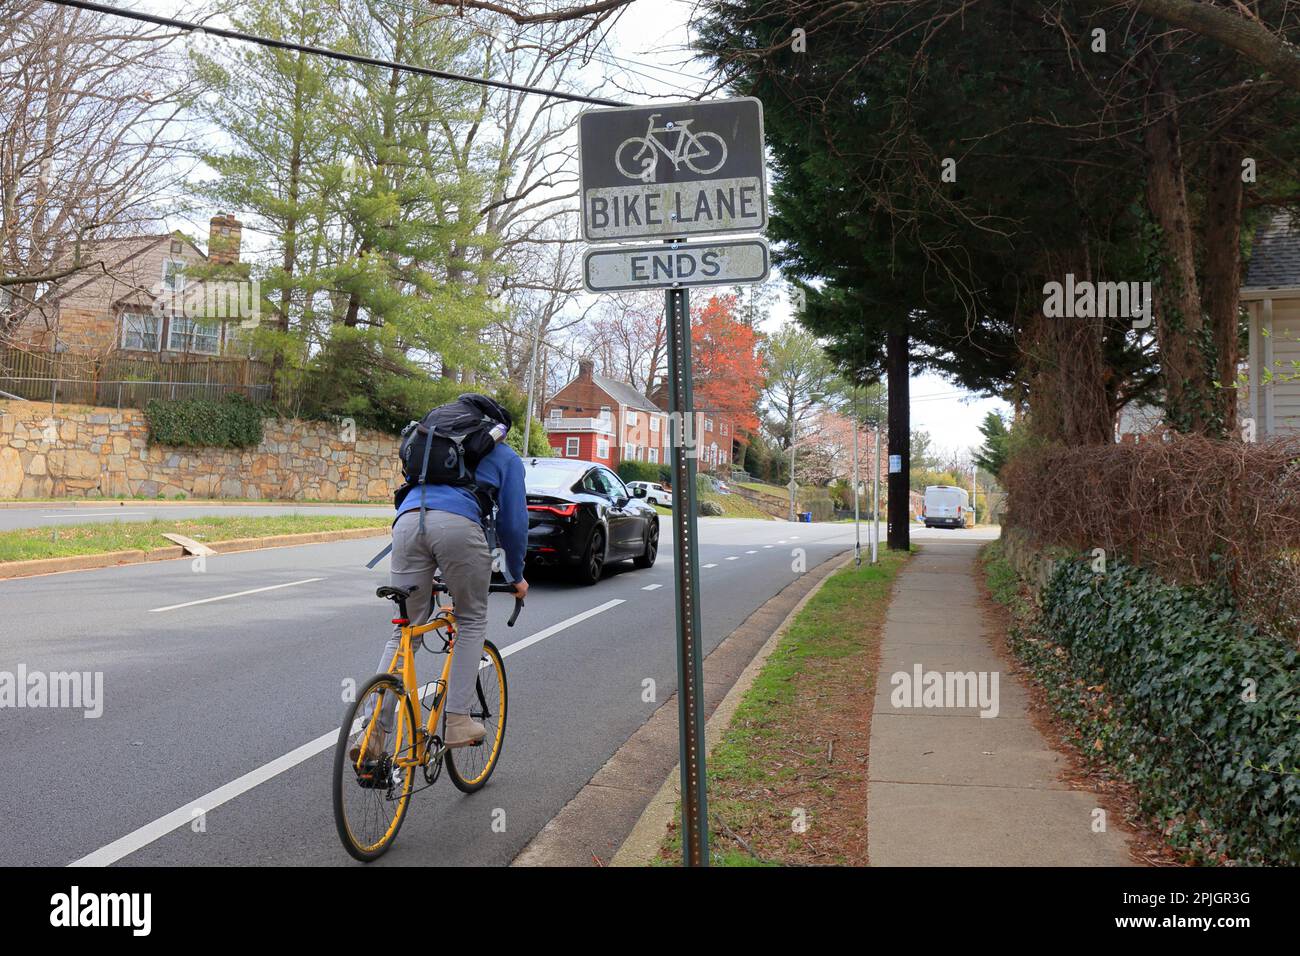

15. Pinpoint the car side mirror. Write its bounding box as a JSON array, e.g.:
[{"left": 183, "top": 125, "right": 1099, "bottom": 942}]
[
  {"left": 614, "top": 495, "right": 630, "bottom": 508},
  {"left": 632, "top": 486, "right": 646, "bottom": 498}
]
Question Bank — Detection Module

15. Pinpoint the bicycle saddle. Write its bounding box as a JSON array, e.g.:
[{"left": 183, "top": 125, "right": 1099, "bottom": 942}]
[{"left": 376, "top": 585, "right": 417, "bottom": 601}]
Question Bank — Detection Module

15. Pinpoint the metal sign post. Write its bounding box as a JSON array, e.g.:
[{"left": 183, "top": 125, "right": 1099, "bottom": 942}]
[
  {"left": 664, "top": 280, "right": 708, "bottom": 866},
  {"left": 577, "top": 95, "right": 768, "bottom": 868}
]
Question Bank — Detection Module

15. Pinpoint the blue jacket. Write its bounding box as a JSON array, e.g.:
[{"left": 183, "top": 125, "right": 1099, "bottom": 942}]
[{"left": 395, "top": 442, "right": 528, "bottom": 583}]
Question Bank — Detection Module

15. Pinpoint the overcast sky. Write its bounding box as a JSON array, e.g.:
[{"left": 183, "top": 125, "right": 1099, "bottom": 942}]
[
  {"left": 147, "top": 0, "right": 1010, "bottom": 457},
  {"left": 588, "top": 1, "right": 1012, "bottom": 458}
]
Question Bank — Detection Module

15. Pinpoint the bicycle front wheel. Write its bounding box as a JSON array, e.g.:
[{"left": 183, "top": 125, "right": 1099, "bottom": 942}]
[
  {"left": 332, "top": 673, "right": 418, "bottom": 861},
  {"left": 446, "top": 640, "right": 508, "bottom": 793}
]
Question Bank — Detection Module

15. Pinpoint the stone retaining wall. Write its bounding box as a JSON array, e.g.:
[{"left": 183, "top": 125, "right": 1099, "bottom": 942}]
[{"left": 0, "top": 400, "right": 399, "bottom": 501}]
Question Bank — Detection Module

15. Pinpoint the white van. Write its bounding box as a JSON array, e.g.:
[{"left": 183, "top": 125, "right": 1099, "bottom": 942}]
[{"left": 923, "top": 485, "right": 969, "bottom": 529}]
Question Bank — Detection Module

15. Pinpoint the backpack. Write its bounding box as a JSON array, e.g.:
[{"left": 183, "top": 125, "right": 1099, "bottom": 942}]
[{"left": 393, "top": 393, "right": 512, "bottom": 512}]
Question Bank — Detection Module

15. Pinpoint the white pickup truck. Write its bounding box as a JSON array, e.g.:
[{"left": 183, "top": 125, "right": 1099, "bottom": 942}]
[{"left": 922, "top": 485, "right": 970, "bottom": 529}]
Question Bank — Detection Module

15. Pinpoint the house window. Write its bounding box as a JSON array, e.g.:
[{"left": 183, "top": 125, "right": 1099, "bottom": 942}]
[
  {"left": 599, "top": 405, "right": 612, "bottom": 424},
  {"left": 549, "top": 407, "right": 562, "bottom": 421},
  {"left": 650, "top": 415, "right": 660, "bottom": 432},
  {"left": 710, "top": 442, "right": 719, "bottom": 464},
  {"left": 721, "top": 422, "right": 728, "bottom": 436},
  {"left": 162, "top": 258, "right": 186, "bottom": 293},
  {"left": 565, "top": 437, "right": 579, "bottom": 457},
  {"left": 627, "top": 410, "right": 638, "bottom": 426},
  {"left": 597, "top": 437, "right": 610, "bottom": 459},
  {"left": 120, "top": 312, "right": 162, "bottom": 351},
  {"left": 626, "top": 444, "right": 639, "bottom": 461},
  {"left": 168, "top": 317, "right": 220, "bottom": 355},
  {"left": 705, "top": 417, "right": 714, "bottom": 432},
  {"left": 649, "top": 447, "right": 658, "bottom": 464},
  {"left": 169, "top": 239, "right": 183, "bottom": 254}
]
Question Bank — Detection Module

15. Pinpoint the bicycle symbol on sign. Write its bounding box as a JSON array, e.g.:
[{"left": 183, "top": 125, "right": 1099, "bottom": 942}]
[{"left": 614, "top": 113, "right": 728, "bottom": 183}]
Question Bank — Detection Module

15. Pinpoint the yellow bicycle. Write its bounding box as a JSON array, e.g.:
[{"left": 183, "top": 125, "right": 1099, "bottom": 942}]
[{"left": 332, "top": 580, "right": 521, "bottom": 861}]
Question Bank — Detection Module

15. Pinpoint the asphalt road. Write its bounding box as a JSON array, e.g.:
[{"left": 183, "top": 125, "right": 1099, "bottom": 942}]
[{"left": 0, "top": 517, "right": 997, "bottom": 867}]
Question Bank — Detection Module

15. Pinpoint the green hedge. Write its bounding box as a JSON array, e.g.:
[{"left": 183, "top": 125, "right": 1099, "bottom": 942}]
[
  {"left": 618, "top": 460, "right": 669, "bottom": 485},
  {"left": 1012, "top": 549, "right": 1299, "bottom": 864},
  {"left": 145, "top": 395, "right": 266, "bottom": 449}
]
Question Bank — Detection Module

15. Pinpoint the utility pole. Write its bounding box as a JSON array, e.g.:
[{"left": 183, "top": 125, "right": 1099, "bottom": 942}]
[
  {"left": 788, "top": 423, "right": 797, "bottom": 522},
  {"left": 521, "top": 313, "right": 544, "bottom": 455},
  {"left": 852, "top": 409, "right": 861, "bottom": 565},
  {"left": 871, "top": 423, "right": 880, "bottom": 564},
  {"left": 886, "top": 328, "right": 910, "bottom": 550}
]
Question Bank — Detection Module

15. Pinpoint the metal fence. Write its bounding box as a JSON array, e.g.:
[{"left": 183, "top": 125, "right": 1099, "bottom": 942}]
[{"left": 0, "top": 347, "right": 273, "bottom": 409}]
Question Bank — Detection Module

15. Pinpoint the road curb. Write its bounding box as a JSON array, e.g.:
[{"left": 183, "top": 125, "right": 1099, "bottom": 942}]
[
  {"left": 0, "top": 526, "right": 390, "bottom": 579},
  {"left": 510, "top": 547, "right": 855, "bottom": 868}
]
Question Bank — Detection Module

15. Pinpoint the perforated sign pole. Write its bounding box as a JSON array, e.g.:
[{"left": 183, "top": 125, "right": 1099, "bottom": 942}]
[{"left": 665, "top": 279, "right": 708, "bottom": 866}]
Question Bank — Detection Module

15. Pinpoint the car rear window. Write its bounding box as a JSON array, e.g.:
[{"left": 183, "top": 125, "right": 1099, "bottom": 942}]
[{"left": 525, "top": 460, "right": 584, "bottom": 493}]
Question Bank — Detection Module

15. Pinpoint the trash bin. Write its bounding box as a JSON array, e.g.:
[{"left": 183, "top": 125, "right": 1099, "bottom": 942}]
[{"left": 799, "top": 511, "right": 812, "bottom": 523}]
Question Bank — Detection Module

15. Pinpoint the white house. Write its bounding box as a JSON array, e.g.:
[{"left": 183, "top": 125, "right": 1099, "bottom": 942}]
[{"left": 1242, "top": 210, "right": 1300, "bottom": 436}]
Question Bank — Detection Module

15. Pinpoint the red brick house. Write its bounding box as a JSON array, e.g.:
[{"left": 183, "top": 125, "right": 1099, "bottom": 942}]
[
  {"left": 647, "top": 378, "right": 736, "bottom": 473},
  {"left": 543, "top": 359, "right": 669, "bottom": 468}
]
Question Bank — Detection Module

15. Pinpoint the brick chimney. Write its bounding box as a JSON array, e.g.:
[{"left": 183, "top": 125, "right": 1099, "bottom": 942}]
[
  {"left": 577, "top": 357, "right": 594, "bottom": 381},
  {"left": 208, "top": 213, "right": 242, "bottom": 265}
]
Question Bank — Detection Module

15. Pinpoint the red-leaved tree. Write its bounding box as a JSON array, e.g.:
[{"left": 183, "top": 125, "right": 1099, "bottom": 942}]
[{"left": 691, "top": 294, "right": 763, "bottom": 439}]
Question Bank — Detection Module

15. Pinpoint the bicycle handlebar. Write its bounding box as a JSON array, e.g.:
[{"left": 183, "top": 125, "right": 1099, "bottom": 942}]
[{"left": 489, "top": 582, "right": 525, "bottom": 627}]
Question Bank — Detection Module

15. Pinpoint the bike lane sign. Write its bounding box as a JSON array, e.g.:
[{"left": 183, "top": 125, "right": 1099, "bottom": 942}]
[{"left": 577, "top": 97, "right": 767, "bottom": 243}]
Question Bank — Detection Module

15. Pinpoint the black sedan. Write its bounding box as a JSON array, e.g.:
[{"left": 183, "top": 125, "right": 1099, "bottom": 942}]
[{"left": 523, "top": 457, "right": 660, "bottom": 585}]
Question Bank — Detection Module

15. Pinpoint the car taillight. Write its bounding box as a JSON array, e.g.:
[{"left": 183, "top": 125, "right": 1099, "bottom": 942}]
[{"left": 528, "top": 503, "right": 578, "bottom": 517}]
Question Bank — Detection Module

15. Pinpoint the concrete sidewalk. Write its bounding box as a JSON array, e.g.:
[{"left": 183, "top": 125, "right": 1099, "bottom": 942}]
[{"left": 866, "top": 539, "right": 1136, "bottom": 866}]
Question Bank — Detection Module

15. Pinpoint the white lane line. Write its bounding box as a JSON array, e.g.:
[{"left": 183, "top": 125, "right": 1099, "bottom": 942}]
[
  {"left": 641, "top": 583, "right": 663, "bottom": 591},
  {"left": 495, "top": 599, "right": 624, "bottom": 658},
  {"left": 703, "top": 562, "right": 717, "bottom": 568},
  {"left": 763, "top": 545, "right": 773, "bottom": 549},
  {"left": 789, "top": 535, "right": 800, "bottom": 540},
  {"left": 777, "top": 539, "right": 786, "bottom": 544},
  {"left": 745, "top": 550, "right": 757, "bottom": 554},
  {"left": 70, "top": 597, "right": 625, "bottom": 867},
  {"left": 726, "top": 556, "right": 740, "bottom": 561},
  {"left": 42, "top": 511, "right": 151, "bottom": 518},
  {"left": 149, "top": 578, "right": 324, "bottom": 613}
]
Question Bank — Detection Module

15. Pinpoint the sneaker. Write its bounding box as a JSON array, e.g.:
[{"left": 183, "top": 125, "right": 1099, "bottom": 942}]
[
  {"left": 444, "top": 712, "right": 486, "bottom": 748},
  {"left": 349, "top": 725, "right": 387, "bottom": 764}
]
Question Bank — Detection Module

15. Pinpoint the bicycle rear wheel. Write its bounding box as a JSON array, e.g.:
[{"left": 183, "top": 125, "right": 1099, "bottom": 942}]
[
  {"left": 332, "top": 673, "right": 418, "bottom": 861},
  {"left": 446, "top": 640, "right": 508, "bottom": 793}
]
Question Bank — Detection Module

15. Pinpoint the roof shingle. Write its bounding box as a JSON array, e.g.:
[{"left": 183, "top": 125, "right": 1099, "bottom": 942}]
[
  {"left": 590, "top": 372, "right": 660, "bottom": 412},
  {"left": 1244, "top": 210, "right": 1300, "bottom": 290}
]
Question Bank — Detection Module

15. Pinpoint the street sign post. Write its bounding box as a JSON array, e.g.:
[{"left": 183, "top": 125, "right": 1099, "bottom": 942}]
[
  {"left": 582, "top": 238, "right": 769, "bottom": 293},
  {"left": 578, "top": 96, "right": 769, "bottom": 867},
  {"left": 578, "top": 97, "right": 767, "bottom": 243},
  {"left": 663, "top": 283, "right": 708, "bottom": 867}
]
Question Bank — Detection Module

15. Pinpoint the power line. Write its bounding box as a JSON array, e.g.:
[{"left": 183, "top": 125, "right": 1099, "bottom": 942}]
[{"left": 41, "top": 0, "right": 626, "bottom": 107}]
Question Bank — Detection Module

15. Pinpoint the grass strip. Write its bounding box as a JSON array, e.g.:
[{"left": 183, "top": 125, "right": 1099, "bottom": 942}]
[
  {"left": 0, "top": 514, "right": 390, "bottom": 562},
  {"left": 655, "top": 546, "right": 912, "bottom": 866}
]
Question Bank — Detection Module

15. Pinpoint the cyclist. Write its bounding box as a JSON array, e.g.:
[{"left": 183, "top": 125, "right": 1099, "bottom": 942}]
[{"left": 360, "top": 394, "right": 528, "bottom": 759}]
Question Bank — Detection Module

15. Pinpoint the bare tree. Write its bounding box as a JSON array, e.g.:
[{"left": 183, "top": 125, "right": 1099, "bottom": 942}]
[
  {"left": 587, "top": 291, "right": 666, "bottom": 392},
  {"left": 0, "top": 2, "right": 193, "bottom": 342}
]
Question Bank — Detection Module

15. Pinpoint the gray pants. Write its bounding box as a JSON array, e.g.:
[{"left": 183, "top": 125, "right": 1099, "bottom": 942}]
[{"left": 372, "top": 509, "right": 492, "bottom": 730}]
